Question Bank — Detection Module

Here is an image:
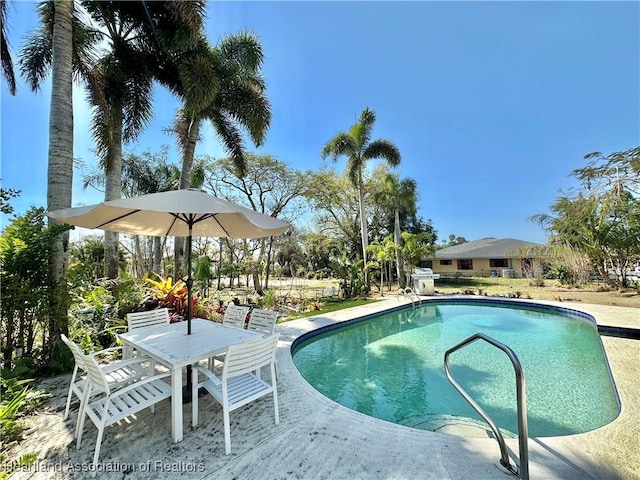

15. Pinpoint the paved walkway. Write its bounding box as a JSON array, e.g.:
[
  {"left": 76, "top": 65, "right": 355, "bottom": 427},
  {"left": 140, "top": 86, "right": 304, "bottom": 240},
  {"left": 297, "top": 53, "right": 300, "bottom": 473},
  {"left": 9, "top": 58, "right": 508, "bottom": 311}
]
[{"left": 11, "top": 296, "right": 639, "bottom": 480}]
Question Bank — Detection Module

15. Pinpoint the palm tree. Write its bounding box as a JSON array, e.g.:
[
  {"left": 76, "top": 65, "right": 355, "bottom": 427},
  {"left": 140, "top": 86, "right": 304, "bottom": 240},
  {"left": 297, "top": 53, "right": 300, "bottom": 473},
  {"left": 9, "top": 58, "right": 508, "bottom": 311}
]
[
  {"left": 322, "top": 108, "right": 401, "bottom": 283},
  {"left": 80, "top": 1, "right": 204, "bottom": 278},
  {"left": 159, "top": 31, "right": 271, "bottom": 277},
  {"left": 1, "top": 0, "right": 16, "bottom": 94},
  {"left": 375, "top": 174, "right": 417, "bottom": 288},
  {"left": 20, "top": 2, "right": 205, "bottom": 279}
]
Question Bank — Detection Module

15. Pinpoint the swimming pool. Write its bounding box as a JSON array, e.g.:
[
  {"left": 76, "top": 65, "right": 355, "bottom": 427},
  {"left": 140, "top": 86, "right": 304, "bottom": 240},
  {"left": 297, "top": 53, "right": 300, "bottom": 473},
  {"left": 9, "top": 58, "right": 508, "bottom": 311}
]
[{"left": 292, "top": 298, "right": 621, "bottom": 437}]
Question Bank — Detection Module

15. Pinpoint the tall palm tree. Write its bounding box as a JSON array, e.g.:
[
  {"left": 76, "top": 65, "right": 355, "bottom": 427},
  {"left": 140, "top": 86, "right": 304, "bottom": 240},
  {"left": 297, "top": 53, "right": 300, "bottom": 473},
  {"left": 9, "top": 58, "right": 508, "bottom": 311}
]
[
  {"left": 1, "top": 0, "right": 16, "bottom": 95},
  {"left": 322, "top": 108, "right": 401, "bottom": 283},
  {"left": 21, "top": 2, "right": 205, "bottom": 279},
  {"left": 80, "top": 1, "right": 204, "bottom": 278},
  {"left": 158, "top": 31, "right": 271, "bottom": 276},
  {"left": 47, "top": 1, "right": 74, "bottom": 365}
]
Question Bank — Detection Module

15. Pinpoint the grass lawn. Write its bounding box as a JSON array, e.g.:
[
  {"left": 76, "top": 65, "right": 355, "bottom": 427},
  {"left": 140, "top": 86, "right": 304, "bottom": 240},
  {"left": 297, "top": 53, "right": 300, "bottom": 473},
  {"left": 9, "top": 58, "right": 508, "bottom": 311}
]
[
  {"left": 429, "top": 276, "right": 640, "bottom": 308},
  {"left": 211, "top": 276, "right": 639, "bottom": 323}
]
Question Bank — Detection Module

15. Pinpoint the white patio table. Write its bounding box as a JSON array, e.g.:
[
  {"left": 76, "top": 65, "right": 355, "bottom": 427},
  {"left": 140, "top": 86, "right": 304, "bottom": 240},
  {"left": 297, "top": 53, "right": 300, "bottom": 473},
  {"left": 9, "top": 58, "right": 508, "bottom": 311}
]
[{"left": 119, "top": 318, "right": 260, "bottom": 442}]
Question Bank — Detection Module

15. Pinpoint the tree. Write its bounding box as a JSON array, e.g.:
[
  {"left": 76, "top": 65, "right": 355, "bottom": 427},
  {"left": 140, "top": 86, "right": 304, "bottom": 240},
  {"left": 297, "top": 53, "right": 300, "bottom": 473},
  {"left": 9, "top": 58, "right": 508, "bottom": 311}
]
[
  {"left": 306, "top": 168, "right": 362, "bottom": 260},
  {"left": 204, "top": 153, "right": 303, "bottom": 291},
  {"left": 373, "top": 172, "right": 418, "bottom": 288},
  {"left": 80, "top": 1, "right": 204, "bottom": 279},
  {"left": 401, "top": 231, "right": 436, "bottom": 279},
  {"left": 1, "top": 0, "right": 16, "bottom": 94},
  {"left": 532, "top": 146, "right": 640, "bottom": 287},
  {"left": 1, "top": 208, "right": 71, "bottom": 372},
  {"left": 82, "top": 147, "right": 205, "bottom": 276},
  {"left": 48, "top": 0, "right": 74, "bottom": 369},
  {"left": 442, "top": 234, "right": 468, "bottom": 247},
  {"left": 160, "top": 32, "right": 271, "bottom": 277},
  {"left": 20, "top": 2, "right": 204, "bottom": 280},
  {"left": 321, "top": 108, "right": 401, "bottom": 283}
]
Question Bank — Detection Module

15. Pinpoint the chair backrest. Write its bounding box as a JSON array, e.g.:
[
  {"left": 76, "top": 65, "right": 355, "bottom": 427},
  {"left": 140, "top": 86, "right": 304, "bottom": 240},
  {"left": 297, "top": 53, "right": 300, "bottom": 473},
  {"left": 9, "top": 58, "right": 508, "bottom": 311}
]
[
  {"left": 247, "top": 309, "right": 278, "bottom": 335},
  {"left": 127, "top": 308, "right": 170, "bottom": 331},
  {"left": 79, "top": 350, "right": 111, "bottom": 395},
  {"left": 61, "top": 334, "right": 86, "bottom": 371},
  {"left": 222, "top": 334, "right": 279, "bottom": 381},
  {"left": 222, "top": 305, "right": 250, "bottom": 329}
]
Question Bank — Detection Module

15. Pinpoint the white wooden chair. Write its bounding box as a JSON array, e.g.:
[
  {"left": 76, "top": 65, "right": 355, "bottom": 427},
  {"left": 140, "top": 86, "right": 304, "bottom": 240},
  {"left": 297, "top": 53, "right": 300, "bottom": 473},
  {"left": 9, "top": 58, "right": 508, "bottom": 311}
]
[
  {"left": 125, "top": 308, "right": 170, "bottom": 358},
  {"left": 209, "top": 305, "right": 251, "bottom": 369},
  {"left": 75, "top": 349, "right": 172, "bottom": 475},
  {"left": 126, "top": 307, "right": 170, "bottom": 330},
  {"left": 247, "top": 308, "right": 278, "bottom": 335},
  {"left": 221, "top": 304, "right": 250, "bottom": 329},
  {"left": 192, "top": 334, "right": 280, "bottom": 454},
  {"left": 60, "top": 335, "right": 151, "bottom": 438},
  {"left": 247, "top": 309, "right": 280, "bottom": 378}
]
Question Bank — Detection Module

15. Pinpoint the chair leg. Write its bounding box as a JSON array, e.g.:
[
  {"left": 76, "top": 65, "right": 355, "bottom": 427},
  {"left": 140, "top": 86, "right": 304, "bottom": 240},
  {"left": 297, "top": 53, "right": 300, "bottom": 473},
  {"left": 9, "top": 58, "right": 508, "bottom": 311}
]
[
  {"left": 91, "top": 423, "right": 105, "bottom": 478},
  {"left": 64, "top": 367, "right": 79, "bottom": 421},
  {"left": 272, "top": 365, "right": 280, "bottom": 425},
  {"left": 76, "top": 413, "right": 86, "bottom": 449},
  {"left": 223, "top": 409, "right": 231, "bottom": 455},
  {"left": 191, "top": 367, "right": 199, "bottom": 427}
]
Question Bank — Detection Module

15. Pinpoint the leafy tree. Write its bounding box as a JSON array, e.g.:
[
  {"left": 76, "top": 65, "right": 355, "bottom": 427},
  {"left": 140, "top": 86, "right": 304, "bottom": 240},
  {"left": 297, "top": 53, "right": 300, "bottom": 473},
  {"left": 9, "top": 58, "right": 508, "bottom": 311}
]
[
  {"left": 299, "top": 231, "right": 340, "bottom": 275},
  {"left": 532, "top": 146, "right": 640, "bottom": 287},
  {"left": 401, "top": 231, "right": 436, "bottom": 284},
  {"left": 372, "top": 172, "right": 418, "bottom": 287},
  {"left": 0, "top": 188, "right": 21, "bottom": 214},
  {"left": 441, "top": 234, "right": 468, "bottom": 247},
  {"left": 306, "top": 168, "right": 363, "bottom": 262},
  {"left": 367, "top": 236, "right": 396, "bottom": 294},
  {"left": 574, "top": 146, "right": 640, "bottom": 197},
  {"left": 1, "top": 0, "right": 16, "bottom": 94},
  {"left": 204, "top": 153, "right": 302, "bottom": 291},
  {"left": 322, "top": 108, "right": 401, "bottom": 283},
  {"left": 1, "top": 208, "right": 71, "bottom": 372}
]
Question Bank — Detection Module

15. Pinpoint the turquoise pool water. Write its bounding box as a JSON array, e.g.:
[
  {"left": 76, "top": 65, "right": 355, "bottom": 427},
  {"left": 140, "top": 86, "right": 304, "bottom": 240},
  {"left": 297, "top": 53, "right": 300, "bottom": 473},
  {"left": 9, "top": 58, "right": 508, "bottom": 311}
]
[{"left": 292, "top": 300, "right": 620, "bottom": 437}]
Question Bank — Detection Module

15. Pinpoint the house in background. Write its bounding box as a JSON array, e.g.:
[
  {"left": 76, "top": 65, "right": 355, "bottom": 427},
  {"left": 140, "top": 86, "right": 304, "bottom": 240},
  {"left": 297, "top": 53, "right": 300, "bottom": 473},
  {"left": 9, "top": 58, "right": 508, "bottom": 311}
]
[{"left": 424, "top": 237, "right": 545, "bottom": 278}]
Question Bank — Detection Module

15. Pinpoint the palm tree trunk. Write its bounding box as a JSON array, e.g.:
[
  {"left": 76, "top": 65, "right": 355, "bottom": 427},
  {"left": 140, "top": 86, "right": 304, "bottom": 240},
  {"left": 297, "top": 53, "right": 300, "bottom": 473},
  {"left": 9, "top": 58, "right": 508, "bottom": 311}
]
[
  {"left": 47, "top": 0, "right": 74, "bottom": 369},
  {"left": 394, "top": 207, "right": 405, "bottom": 288},
  {"left": 104, "top": 111, "right": 123, "bottom": 279},
  {"left": 174, "top": 116, "right": 201, "bottom": 278},
  {"left": 357, "top": 170, "right": 369, "bottom": 286},
  {"left": 153, "top": 236, "right": 162, "bottom": 274}
]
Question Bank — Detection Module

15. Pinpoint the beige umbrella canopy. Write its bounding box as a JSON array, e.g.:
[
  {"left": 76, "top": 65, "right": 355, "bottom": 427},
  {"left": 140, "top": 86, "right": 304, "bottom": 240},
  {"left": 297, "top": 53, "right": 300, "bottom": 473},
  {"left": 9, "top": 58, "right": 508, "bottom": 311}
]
[
  {"left": 46, "top": 188, "right": 290, "bottom": 239},
  {"left": 47, "top": 189, "right": 290, "bottom": 334}
]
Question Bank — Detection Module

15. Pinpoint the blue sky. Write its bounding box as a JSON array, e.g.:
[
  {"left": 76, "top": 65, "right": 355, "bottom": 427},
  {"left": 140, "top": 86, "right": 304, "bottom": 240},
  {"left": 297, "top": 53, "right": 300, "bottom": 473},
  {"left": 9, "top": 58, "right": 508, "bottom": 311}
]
[{"left": 2, "top": 1, "right": 639, "bottom": 245}]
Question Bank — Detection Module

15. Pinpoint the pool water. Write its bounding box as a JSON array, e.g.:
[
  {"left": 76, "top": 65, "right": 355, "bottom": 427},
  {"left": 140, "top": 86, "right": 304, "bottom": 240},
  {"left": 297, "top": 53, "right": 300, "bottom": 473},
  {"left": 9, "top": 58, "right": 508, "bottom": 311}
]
[{"left": 292, "top": 301, "right": 620, "bottom": 437}]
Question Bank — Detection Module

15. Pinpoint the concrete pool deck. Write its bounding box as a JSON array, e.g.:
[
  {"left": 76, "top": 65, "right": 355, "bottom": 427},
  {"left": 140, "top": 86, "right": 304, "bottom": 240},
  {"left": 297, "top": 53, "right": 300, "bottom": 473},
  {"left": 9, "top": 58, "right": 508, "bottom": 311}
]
[{"left": 10, "top": 296, "right": 639, "bottom": 479}]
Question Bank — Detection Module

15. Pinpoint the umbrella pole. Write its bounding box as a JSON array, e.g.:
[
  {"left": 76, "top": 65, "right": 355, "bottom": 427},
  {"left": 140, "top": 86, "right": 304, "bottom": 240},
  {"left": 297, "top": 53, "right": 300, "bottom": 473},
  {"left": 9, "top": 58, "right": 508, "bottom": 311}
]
[
  {"left": 184, "top": 222, "right": 196, "bottom": 403},
  {"left": 186, "top": 227, "right": 193, "bottom": 335}
]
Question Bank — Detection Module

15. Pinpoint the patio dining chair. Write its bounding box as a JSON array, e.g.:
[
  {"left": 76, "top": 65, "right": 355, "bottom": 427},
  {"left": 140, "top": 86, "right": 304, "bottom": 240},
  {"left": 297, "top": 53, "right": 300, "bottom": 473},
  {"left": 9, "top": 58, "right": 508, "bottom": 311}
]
[
  {"left": 125, "top": 308, "right": 170, "bottom": 358},
  {"left": 75, "top": 349, "right": 172, "bottom": 475},
  {"left": 192, "top": 334, "right": 280, "bottom": 454},
  {"left": 221, "top": 304, "right": 251, "bottom": 329},
  {"left": 247, "top": 309, "right": 280, "bottom": 378},
  {"left": 60, "top": 335, "right": 151, "bottom": 438},
  {"left": 209, "top": 304, "right": 251, "bottom": 369}
]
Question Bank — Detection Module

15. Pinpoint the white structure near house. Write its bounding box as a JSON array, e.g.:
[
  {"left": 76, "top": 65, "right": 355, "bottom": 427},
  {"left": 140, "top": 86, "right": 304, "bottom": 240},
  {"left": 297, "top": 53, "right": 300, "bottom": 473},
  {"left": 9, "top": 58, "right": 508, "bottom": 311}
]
[{"left": 425, "top": 237, "right": 545, "bottom": 278}]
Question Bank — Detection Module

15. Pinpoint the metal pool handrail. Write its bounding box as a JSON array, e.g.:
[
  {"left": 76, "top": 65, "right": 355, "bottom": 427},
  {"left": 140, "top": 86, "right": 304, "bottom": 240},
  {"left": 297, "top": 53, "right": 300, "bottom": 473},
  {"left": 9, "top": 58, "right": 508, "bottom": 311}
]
[{"left": 444, "top": 333, "right": 529, "bottom": 480}]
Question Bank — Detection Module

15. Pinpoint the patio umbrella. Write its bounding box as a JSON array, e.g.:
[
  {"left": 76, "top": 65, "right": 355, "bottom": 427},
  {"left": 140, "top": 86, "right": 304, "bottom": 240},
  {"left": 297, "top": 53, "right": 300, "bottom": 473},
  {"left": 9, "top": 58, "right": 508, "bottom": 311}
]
[{"left": 47, "top": 189, "right": 291, "bottom": 334}]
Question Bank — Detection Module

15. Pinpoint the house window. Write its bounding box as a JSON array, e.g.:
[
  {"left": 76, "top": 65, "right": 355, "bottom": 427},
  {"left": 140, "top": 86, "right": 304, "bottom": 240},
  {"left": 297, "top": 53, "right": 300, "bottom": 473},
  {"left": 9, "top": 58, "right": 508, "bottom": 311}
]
[
  {"left": 490, "top": 259, "right": 509, "bottom": 268},
  {"left": 457, "top": 259, "right": 473, "bottom": 270},
  {"left": 422, "top": 260, "right": 433, "bottom": 269},
  {"left": 439, "top": 260, "right": 452, "bottom": 266}
]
